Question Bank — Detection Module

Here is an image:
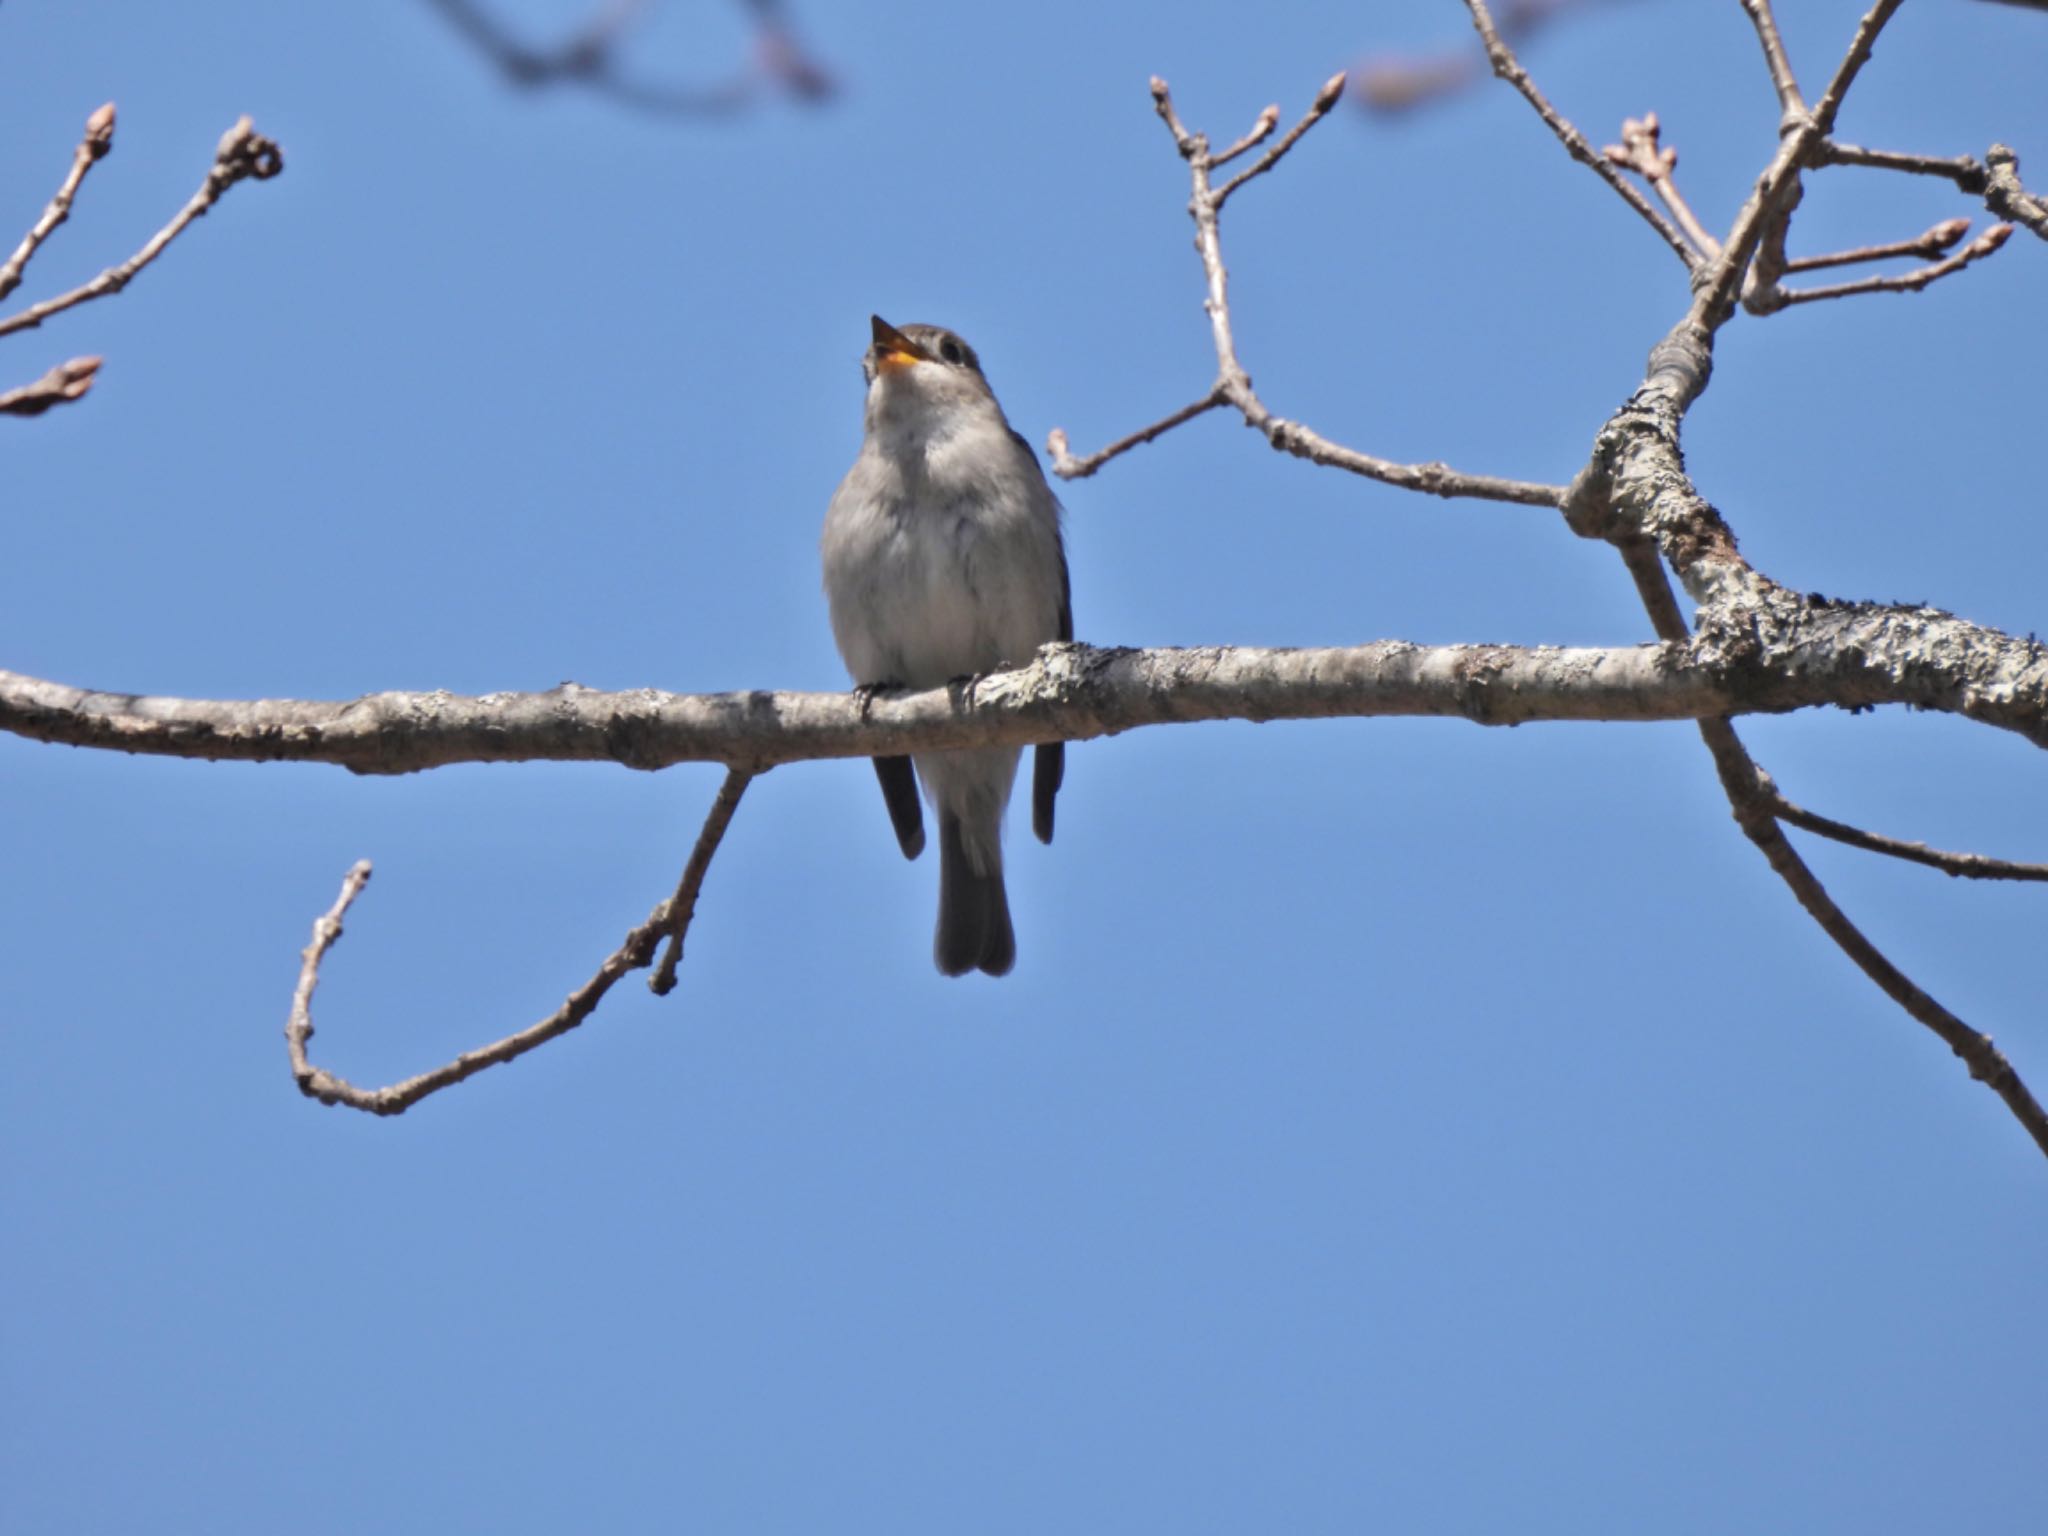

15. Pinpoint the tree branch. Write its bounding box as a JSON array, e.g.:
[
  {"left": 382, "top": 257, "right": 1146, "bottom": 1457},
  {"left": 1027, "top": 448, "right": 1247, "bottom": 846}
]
[
  {"left": 1460, "top": 0, "right": 1702, "bottom": 268},
  {"left": 288, "top": 766, "right": 756, "bottom": 1114},
  {"left": 1049, "top": 74, "right": 1565, "bottom": 508},
  {"left": 0, "top": 117, "right": 282, "bottom": 341},
  {"left": 0, "top": 103, "right": 116, "bottom": 306},
  {"left": 0, "top": 355, "right": 101, "bottom": 416},
  {"left": 1762, "top": 776, "right": 2048, "bottom": 883},
  {"left": 1768, "top": 221, "right": 2011, "bottom": 306},
  {"left": 1782, "top": 216, "right": 1971, "bottom": 272},
  {"left": 10, "top": 600, "right": 2048, "bottom": 775}
]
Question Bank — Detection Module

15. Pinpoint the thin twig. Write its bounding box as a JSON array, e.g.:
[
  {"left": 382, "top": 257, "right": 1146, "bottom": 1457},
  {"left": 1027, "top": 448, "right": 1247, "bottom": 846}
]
[
  {"left": 1740, "top": 0, "right": 1807, "bottom": 122},
  {"left": 1773, "top": 222, "right": 2011, "bottom": 305},
  {"left": 1818, "top": 140, "right": 1989, "bottom": 189},
  {"left": 1460, "top": 0, "right": 1701, "bottom": 269},
  {"left": 1604, "top": 113, "right": 1721, "bottom": 258},
  {"left": 1125, "top": 76, "right": 1570, "bottom": 507},
  {"left": 1764, "top": 777, "right": 2048, "bottom": 882},
  {"left": 1046, "top": 391, "right": 1225, "bottom": 479},
  {"left": 0, "top": 117, "right": 282, "bottom": 342},
  {"left": 1215, "top": 72, "right": 1348, "bottom": 206},
  {"left": 1211, "top": 105, "right": 1280, "bottom": 170},
  {"left": 0, "top": 356, "right": 101, "bottom": 416},
  {"left": 1615, "top": 520, "right": 2048, "bottom": 1160},
  {"left": 1782, "top": 217, "right": 1971, "bottom": 272},
  {"left": 1700, "top": 716, "right": 2048, "bottom": 1161},
  {"left": 287, "top": 767, "right": 759, "bottom": 1114},
  {"left": 651, "top": 767, "right": 755, "bottom": 993},
  {"left": 1811, "top": 0, "right": 1908, "bottom": 136},
  {"left": 0, "top": 104, "right": 116, "bottom": 306}
]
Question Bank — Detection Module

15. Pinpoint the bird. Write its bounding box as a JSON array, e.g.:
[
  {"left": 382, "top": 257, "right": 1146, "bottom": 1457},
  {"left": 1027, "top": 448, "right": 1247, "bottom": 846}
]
[{"left": 822, "top": 315, "right": 1072, "bottom": 977}]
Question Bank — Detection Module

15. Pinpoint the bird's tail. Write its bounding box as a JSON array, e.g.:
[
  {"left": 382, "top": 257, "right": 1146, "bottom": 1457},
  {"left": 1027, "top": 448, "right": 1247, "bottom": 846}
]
[{"left": 935, "top": 809, "right": 1015, "bottom": 977}]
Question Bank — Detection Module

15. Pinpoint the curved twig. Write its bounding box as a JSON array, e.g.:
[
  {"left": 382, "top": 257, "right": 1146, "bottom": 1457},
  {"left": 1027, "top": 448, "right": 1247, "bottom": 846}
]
[{"left": 287, "top": 767, "right": 757, "bottom": 1114}]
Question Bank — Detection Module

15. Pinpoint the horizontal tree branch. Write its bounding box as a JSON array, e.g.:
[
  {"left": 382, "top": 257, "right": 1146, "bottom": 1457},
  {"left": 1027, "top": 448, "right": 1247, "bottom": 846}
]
[{"left": 8, "top": 605, "right": 2048, "bottom": 776}]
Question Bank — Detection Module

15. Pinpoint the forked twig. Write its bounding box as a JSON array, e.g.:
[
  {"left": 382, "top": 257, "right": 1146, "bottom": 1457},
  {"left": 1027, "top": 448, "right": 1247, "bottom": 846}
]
[
  {"left": 1543, "top": 0, "right": 2048, "bottom": 1159},
  {"left": 1461, "top": 0, "right": 1701, "bottom": 268},
  {"left": 0, "top": 117, "right": 282, "bottom": 341},
  {"left": 1772, "top": 222, "right": 2011, "bottom": 305},
  {"left": 1603, "top": 113, "right": 1721, "bottom": 258},
  {"left": 288, "top": 767, "right": 757, "bottom": 1114},
  {"left": 1048, "top": 72, "right": 1565, "bottom": 507}
]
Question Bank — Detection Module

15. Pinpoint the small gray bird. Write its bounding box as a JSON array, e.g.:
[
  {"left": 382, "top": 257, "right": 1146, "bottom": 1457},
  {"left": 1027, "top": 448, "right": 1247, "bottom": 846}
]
[{"left": 822, "top": 316, "right": 1071, "bottom": 977}]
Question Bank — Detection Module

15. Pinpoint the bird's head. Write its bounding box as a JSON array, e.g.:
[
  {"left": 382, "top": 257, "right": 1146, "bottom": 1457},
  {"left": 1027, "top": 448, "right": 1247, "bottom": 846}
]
[{"left": 861, "top": 315, "right": 1002, "bottom": 436}]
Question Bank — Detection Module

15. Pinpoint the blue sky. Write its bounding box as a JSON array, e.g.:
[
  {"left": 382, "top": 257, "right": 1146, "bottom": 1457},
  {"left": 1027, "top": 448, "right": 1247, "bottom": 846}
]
[{"left": 4, "top": 2, "right": 2046, "bottom": 1531}]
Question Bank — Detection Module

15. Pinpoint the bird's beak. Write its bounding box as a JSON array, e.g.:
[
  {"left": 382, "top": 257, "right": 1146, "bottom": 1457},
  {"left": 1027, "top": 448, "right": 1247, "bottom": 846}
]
[{"left": 870, "top": 315, "right": 931, "bottom": 373}]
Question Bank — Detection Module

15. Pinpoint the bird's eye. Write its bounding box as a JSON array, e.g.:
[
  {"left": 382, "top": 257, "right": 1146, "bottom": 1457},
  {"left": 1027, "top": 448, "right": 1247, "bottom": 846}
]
[{"left": 939, "top": 338, "right": 965, "bottom": 365}]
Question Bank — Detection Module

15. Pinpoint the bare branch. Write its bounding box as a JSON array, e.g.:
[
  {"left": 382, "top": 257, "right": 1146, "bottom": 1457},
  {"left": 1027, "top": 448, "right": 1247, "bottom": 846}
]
[
  {"left": 1215, "top": 72, "right": 1347, "bottom": 207},
  {"left": 1699, "top": 716, "right": 2048, "bottom": 1161},
  {"left": 0, "top": 117, "right": 282, "bottom": 342},
  {"left": 1603, "top": 113, "right": 1721, "bottom": 258},
  {"left": 289, "top": 767, "right": 758, "bottom": 1114},
  {"left": 12, "top": 596, "right": 2048, "bottom": 773},
  {"left": 1782, "top": 217, "right": 1971, "bottom": 272},
  {"left": 1210, "top": 105, "right": 1280, "bottom": 170},
  {"left": 1046, "top": 391, "right": 1225, "bottom": 480},
  {"left": 1601, "top": 450, "right": 2048, "bottom": 1160},
  {"left": 1460, "top": 0, "right": 1701, "bottom": 268},
  {"left": 1105, "top": 76, "right": 1569, "bottom": 506},
  {"left": 1818, "top": 139, "right": 1989, "bottom": 187},
  {"left": 1763, "top": 778, "right": 2048, "bottom": 883},
  {"left": 1817, "top": 140, "right": 2048, "bottom": 242},
  {"left": 0, "top": 355, "right": 101, "bottom": 416},
  {"left": 1739, "top": 0, "right": 1807, "bottom": 122},
  {"left": 1985, "top": 143, "right": 2048, "bottom": 239},
  {"left": 0, "top": 103, "right": 116, "bottom": 306},
  {"left": 1811, "top": 0, "right": 1908, "bottom": 137},
  {"left": 1148, "top": 74, "right": 1199, "bottom": 158},
  {"left": 1770, "top": 221, "right": 2011, "bottom": 306},
  {"left": 651, "top": 767, "right": 755, "bottom": 994}
]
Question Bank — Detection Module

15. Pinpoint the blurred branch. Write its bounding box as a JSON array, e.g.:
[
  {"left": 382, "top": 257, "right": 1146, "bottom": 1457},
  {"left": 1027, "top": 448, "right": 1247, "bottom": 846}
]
[
  {"left": 0, "top": 355, "right": 101, "bottom": 416},
  {"left": 422, "top": 0, "right": 831, "bottom": 115},
  {"left": 1352, "top": 0, "right": 1608, "bottom": 115},
  {"left": 0, "top": 116, "right": 283, "bottom": 342},
  {"left": 288, "top": 767, "right": 755, "bottom": 1114}
]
